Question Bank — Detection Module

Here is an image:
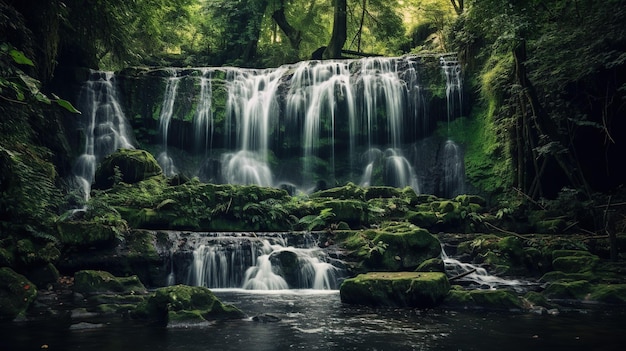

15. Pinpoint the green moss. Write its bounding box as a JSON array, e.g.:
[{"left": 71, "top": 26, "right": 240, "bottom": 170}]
[
  {"left": 94, "top": 149, "right": 163, "bottom": 189},
  {"left": 73, "top": 270, "right": 146, "bottom": 295},
  {"left": 56, "top": 221, "right": 119, "bottom": 248},
  {"left": 0, "top": 267, "right": 37, "bottom": 321},
  {"left": 444, "top": 289, "right": 522, "bottom": 310},
  {"left": 310, "top": 182, "right": 366, "bottom": 201},
  {"left": 335, "top": 222, "right": 441, "bottom": 271},
  {"left": 416, "top": 258, "right": 445, "bottom": 272},
  {"left": 340, "top": 272, "right": 450, "bottom": 308},
  {"left": 133, "top": 285, "right": 244, "bottom": 326},
  {"left": 543, "top": 280, "right": 592, "bottom": 300}
]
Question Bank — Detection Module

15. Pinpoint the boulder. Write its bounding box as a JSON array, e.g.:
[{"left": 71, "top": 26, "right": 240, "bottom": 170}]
[
  {"left": 0, "top": 267, "right": 37, "bottom": 321},
  {"left": 132, "top": 285, "right": 244, "bottom": 326},
  {"left": 73, "top": 270, "right": 147, "bottom": 295},
  {"left": 336, "top": 222, "right": 441, "bottom": 271},
  {"left": 340, "top": 272, "right": 450, "bottom": 308},
  {"left": 444, "top": 286, "right": 523, "bottom": 310},
  {"left": 94, "top": 148, "right": 162, "bottom": 189}
]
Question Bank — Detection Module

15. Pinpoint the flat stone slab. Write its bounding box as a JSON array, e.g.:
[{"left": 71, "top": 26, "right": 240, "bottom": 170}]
[{"left": 340, "top": 272, "right": 450, "bottom": 308}]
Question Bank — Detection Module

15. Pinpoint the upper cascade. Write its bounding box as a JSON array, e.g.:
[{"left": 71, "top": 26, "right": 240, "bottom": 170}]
[{"left": 75, "top": 55, "right": 465, "bottom": 196}]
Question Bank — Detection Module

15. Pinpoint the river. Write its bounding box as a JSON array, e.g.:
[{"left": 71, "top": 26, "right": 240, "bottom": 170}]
[{"left": 2, "top": 289, "right": 625, "bottom": 351}]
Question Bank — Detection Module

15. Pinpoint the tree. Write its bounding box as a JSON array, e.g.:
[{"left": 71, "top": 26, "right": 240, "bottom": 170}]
[{"left": 324, "top": 0, "right": 348, "bottom": 58}]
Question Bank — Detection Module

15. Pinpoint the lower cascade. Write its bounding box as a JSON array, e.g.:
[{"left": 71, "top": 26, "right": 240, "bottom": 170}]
[{"left": 173, "top": 232, "right": 345, "bottom": 290}]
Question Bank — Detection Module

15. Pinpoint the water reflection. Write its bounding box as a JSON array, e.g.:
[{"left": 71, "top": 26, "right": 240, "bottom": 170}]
[{"left": 1, "top": 291, "right": 625, "bottom": 351}]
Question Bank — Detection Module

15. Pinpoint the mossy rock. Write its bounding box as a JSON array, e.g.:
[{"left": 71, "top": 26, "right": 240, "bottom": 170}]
[
  {"left": 318, "top": 199, "right": 368, "bottom": 226},
  {"left": 56, "top": 221, "right": 119, "bottom": 248},
  {"left": 587, "top": 284, "right": 626, "bottom": 304},
  {"left": 364, "top": 186, "right": 402, "bottom": 199},
  {"left": 310, "top": 182, "right": 365, "bottom": 201},
  {"left": 551, "top": 254, "right": 599, "bottom": 273},
  {"left": 539, "top": 271, "right": 595, "bottom": 283},
  {"left": 454, "top": 194, "right": 487, "bottom": 207},
  {"left": 416, "top": 258, "right": 445, "bottom": 272},
  {"left": 405, "top": 210, "right": 438, "bottom": 228},
  {"left": 0, "top": 267, "right": 37, "bottom": 321},
  {"left": 74, "top": 270, "right": 147, "bottom": 295},
  {"left": 542, "top": 280, "right": 592, "bottom": 300},
  {"left": 336, "top": 222, "right": 441, "bottom": 271},
  {"left": 340, "top": 272, "right": 450, "bottom": 308},
  {"left": 444, "top": 288, "right": 523, "bottom": 310},
  {"left": 133, "top": 285, "right": 244, "bottom": 326},
  {"left": 26, "top": 263, "right": 60, "bottom": 288},
  {"left": 94, "top": 148, "right": 162, "bottom": 189}
]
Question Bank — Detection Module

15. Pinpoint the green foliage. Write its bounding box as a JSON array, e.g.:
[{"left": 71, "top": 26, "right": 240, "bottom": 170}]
[{"left": 0, "top": 44, "right": 80, "bottom": 113}]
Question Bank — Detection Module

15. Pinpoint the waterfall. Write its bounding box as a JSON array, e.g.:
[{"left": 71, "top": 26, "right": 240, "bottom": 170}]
[
  {"left": 76, "top": 55, "right": 470, "bottom": 196},
  {"left": 186, "top": 233, "right": 343, "bottom": 290},
  {"left": 73, "top": 70, "right": 134, "bottom": 204},
  {"left": 441, "top": 247, "right": 527, "bottom": 292},
  {"left": 157, "top": 72, "right": 180, "bottom": 176},
  {"left": 194, "top": 68, "right": 213, "bottom": 155},
  {"left": 221, "top": 67, "right": 286, "bottom": 186},
  {"left": 442, "top": 140, "right": 465, "bottom": 197},
  {"left": 288, "top": 60, "right": 356, "bottom": 185},
  {"left": 440, "top": 55, "right": 462, "bottom": 127}
]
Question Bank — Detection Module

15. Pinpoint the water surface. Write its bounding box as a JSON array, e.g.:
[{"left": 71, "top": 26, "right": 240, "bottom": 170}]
[{"left": 2, "top": 290, "right": 625, "bottom": 351}]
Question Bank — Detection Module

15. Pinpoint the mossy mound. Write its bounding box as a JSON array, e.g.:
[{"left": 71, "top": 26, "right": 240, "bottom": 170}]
[
  {"left": 94, "top": 148, "right": 162, "bottom": 189},
  {"left": 74, "top": 270, "right": 147, "bottom": 295},
  {"left": 456, "top": 234, "right": 529, "bottom": 275},
  {"left": 56, "top": 221, "right": 120, "bottom": 248},
  {"left": 310, "top": 182, "right": 366, "bottom": 201},
  {"left": 444, "top": 286, "right": 523, "bottom": 310},
  {"left": 133, "top": 285, "right": 245, "bottom": 326},
  {"left": 340, "top": 272, "right": 450, "bottom": 308},
  {"left": 0, "top": 267, "right": 37, "bottom": 321},
  {"left": 335, "top": 222, "right": 441, "bottom": 271}
]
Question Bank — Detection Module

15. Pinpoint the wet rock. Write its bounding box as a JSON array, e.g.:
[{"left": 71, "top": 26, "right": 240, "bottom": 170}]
[
  {"left": 94, "top": 148, "right": 162, "bottom": 189},
  {"left": 132, "top": 285, "right": 244, "bottom": 326},
  {"left": 340, "top": 272, "right": 450, "bottom": 308},
  {"left": 0, "top": 267, "right": 38, "bottom": 321},
  {"left": 73, "top": 270, "right": 147, "bottom": 295},
  {"left": 444, "top": 286, "right": 523, "bottom": 310}
]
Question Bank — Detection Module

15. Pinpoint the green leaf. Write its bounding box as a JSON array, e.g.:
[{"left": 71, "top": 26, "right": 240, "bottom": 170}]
[
  {"left": 9, "top": 49, "right": 35, "bottom": 66},
  {"left": 53, "top": 97, "right": 81, "bottom": 114}
]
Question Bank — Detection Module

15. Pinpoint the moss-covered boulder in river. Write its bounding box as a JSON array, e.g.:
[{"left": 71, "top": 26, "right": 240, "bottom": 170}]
[
  {"left": 340, "top": 272, "right": 450, "bottom": 307},
  {"left": 133, "top": 285, "right": 245, "bottom": 326},
  {"left": 73, "top": 270, "right": 147, "bottom": 295},
  {"left": 0, "top": 267, "right": 38, "bottom": 321},
  {"left": 335, "top": 222, "right": 441, "bottom": 271}
]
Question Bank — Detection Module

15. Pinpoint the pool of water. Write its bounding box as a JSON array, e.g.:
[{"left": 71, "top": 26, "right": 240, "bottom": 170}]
[{"left": 2, "top": 290, "right": 625, "bottom": 351}]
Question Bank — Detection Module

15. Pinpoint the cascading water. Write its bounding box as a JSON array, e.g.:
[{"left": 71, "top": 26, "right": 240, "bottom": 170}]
[
  {"left": 79, "top": 55, "right": 468, "bottom": 197},
  {"left": 442, "top": 140, "right": 465, "bottom": 197},
  {"left": 439, "top": 55, "right": 466, "bottom": 195},
  {"left": 157, "top": 71, "right": 180, "bottom": 176},
  {"left": 194, "top": 68, "right": 213, "bottom": 155},
  {"left": 185, "top": 233, "right": 343, "bottom": 290},
  {"left": 440, "top": 55, "right": 462, "bottom": 126},
  {"left": 441, "top": 247, "right": 530, "bottom": 292},
  {"left": 73, "top": 70, "right": 134, "bottom": 203},
  {"left": 221, "top": 67, "right": 287, "bottom": 186}
]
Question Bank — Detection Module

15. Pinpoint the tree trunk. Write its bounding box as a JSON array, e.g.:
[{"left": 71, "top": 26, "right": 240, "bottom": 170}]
[
  {"left": 324, "top": 0, "right": 347, "bottom": 59},
  {"left": 272, "top": 1, "right": 302, "bottom": 50}
]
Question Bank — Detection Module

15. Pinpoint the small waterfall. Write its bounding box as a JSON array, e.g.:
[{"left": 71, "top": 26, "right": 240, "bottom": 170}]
[
  {"left": 442, "top": 140, "right": 465, "bottom": 197},
  {"left": 221, "top": 67, "right": 286, "bottom": 186},
  {"left": 73, "top": 70, "right": 134, "bottom": 203},
  {"left": 441, "top": 247, "right": 526, "bottom": 292},
  {"left": 186, "top": 233, "right": 343, "bottom": 290},
  {"left": 194, "top": 68, "right": 213, "bottom": 155},
  {"left": 440, "top": 55, "right": 463, "bottom": 127},
  {"left": 288, "top": 60, "right": 355, "bottom": 185},
  {"left": 157, "top": 72, "right": 180, "bottom": 176}
]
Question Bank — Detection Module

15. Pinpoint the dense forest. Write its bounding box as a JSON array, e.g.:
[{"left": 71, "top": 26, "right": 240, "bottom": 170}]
[{"left": 1, "top": 0, "right": 626, "bottom": 321}]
